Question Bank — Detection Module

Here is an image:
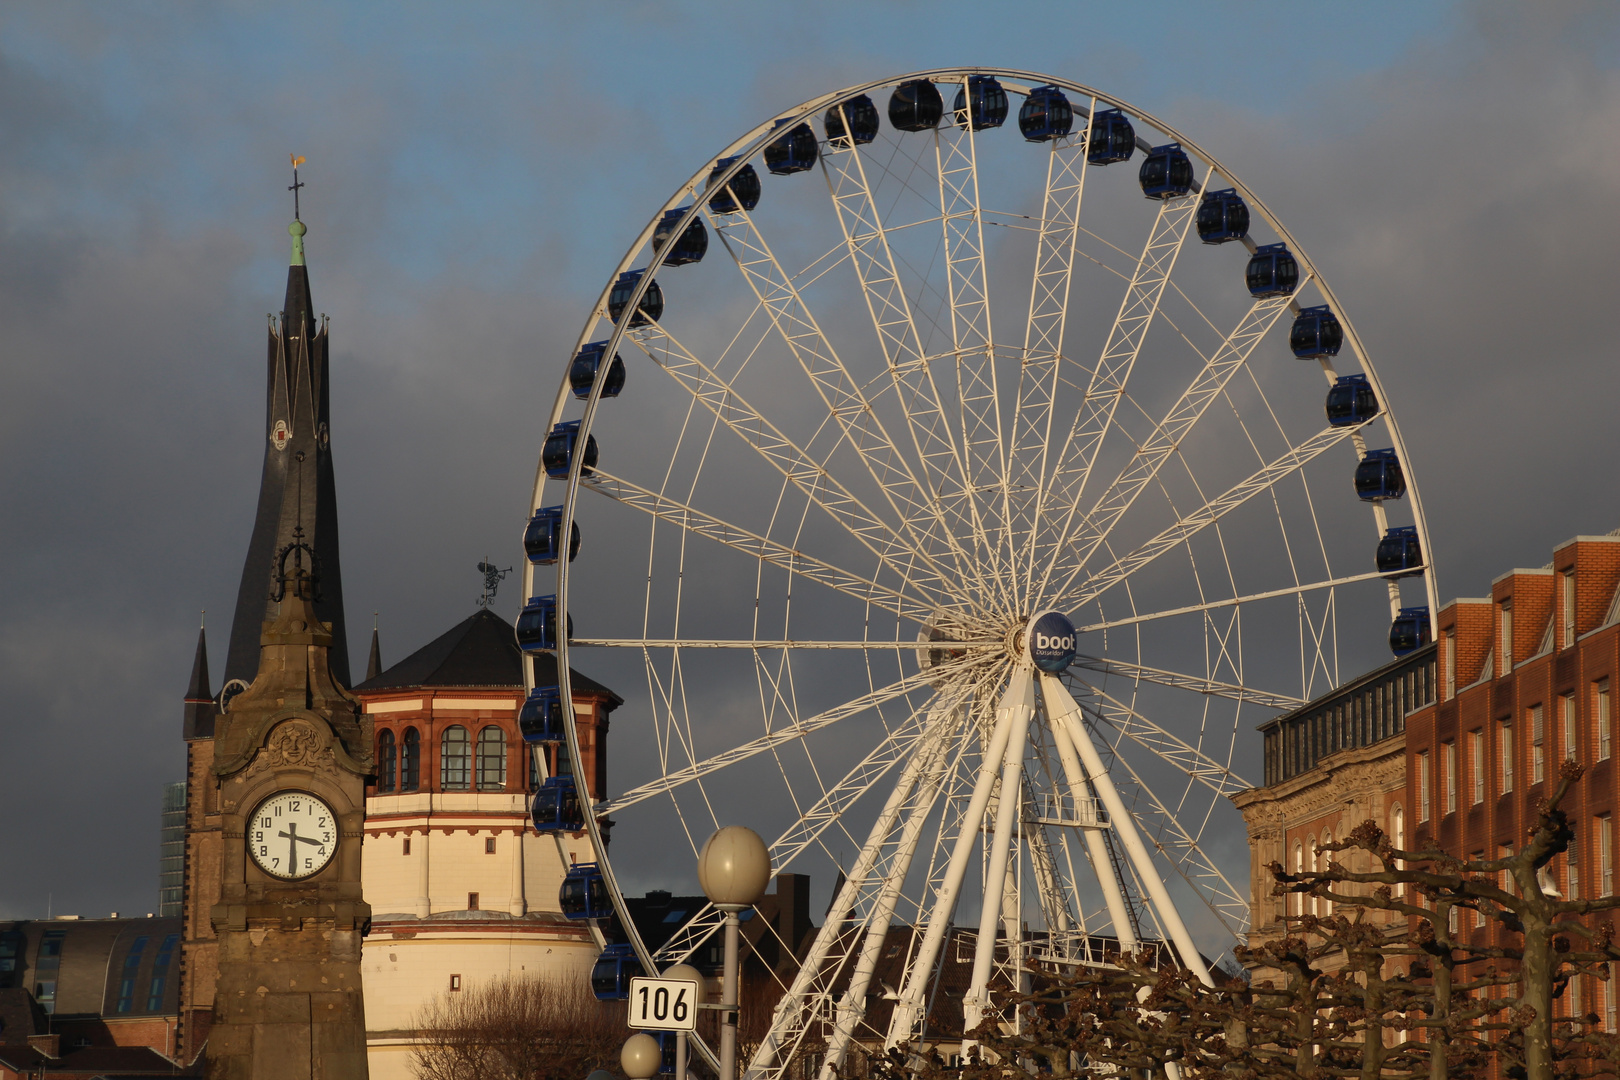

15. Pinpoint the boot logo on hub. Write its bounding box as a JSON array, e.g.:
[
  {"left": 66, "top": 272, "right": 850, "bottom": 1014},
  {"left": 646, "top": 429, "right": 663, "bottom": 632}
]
[{"left": 1027, "top": 611, "right": 1077, "bottom": 673}]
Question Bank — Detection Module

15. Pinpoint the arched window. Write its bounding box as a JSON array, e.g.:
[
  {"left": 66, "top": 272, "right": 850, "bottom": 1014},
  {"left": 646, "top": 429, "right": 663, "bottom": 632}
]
[
  {"left": 1307, "top": 834, "right": 1319, "bottom": 915},
  {"left": 1320, "top": 829, "right": 1333, "bottom": 914},
  {"left": 1391, "top": 803, "right": 1406, "bottom": 895},
  {"left": 476, "top": 726, "right": 507, "bottom": 791},
  {"left": 378, "top": 730, "right": 397, "bottom": 793},
  {"left": 1293, "top": 840, "right": 1304, "bottom": 918},
  {"left": 442, "top": 726, "right": 471, "bottom": 790},
  {"left": 401, "top": 728, "right": 421, "bottom": 792}
]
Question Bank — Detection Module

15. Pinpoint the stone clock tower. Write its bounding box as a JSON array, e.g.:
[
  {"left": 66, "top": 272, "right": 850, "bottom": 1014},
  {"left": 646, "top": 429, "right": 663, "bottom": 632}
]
[{"left": 207, "top": 500, "right": 372, "bottom": 1078}]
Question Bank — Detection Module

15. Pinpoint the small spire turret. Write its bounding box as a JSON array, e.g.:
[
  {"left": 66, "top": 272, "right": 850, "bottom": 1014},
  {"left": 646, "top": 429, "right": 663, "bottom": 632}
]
[{"left": 183, "top": 619, "right": 217, "bottom": 741}]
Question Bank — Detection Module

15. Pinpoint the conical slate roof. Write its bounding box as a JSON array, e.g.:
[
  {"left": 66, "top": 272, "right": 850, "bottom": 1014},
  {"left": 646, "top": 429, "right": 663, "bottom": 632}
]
[{"left": 354, "top": 608, "right": 620, "bottom": 704}]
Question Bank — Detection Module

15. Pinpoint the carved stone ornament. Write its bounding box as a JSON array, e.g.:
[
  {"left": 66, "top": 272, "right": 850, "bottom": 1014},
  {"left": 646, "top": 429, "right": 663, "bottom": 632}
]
[{"left": 265, "top": 718, "right": 329, "bottom": 768}]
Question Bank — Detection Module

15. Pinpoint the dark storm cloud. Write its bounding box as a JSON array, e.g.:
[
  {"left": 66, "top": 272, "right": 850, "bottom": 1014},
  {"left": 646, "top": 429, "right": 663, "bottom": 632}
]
[{"left": 0, "top": 2, "right": 1616, "bottom": 935}]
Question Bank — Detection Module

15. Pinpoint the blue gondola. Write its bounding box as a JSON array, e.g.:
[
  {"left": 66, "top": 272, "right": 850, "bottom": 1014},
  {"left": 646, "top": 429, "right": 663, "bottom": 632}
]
[
  {"left": 1377, "top": 526, "right": 1424, "bottom": 579},
  {"left": 532, "top": 775, "right": 584, "bottom": 833},
  {"left": 825, "top": 94, "right": 879, "bottom": 146},
  {"left": 1017, "top": 84, "right": 1073, "bottom": 142},
  {"left": 523, "top": 505, "right": 581, "bottom": 565},
  {"left": 651, "top": 210, "right": 708, "bottom": 266},
  {"left": 1195, "top": 189, "right": 1249, "bottom": 244},
  {"left": 1139, "top": 143, "right": 1193, "bottom": 200},
  {"left": 607, "top": 270, "right": 663, "bottom": 327},
  {"left": 516, "top": 594, "right": 572, "bottom": 652},
  {"left": 1087, "top": 108, "right": 1135, "bottom": 165},
  {"left": 569, "top": 342, "right": 626, "bottom": 401},
  {"left": 518, "top": 685, "right": 565, "bottom": 743},
  {"left": 952, "top": 74, "right": 1008, "bottom": 131},
  {"left": 1290, "top": 305, "right": 1343, "bottom": 359},
  {"left": 1354, "top": 448, "right": 1406, "bottom": 501},
  {"left": 592, "top": 943, "right": 644, "bottom": 1001},
  {"left": 1245, "top": 243, "right": 1299, "bottom": 298},
  {"left": 1389, "top": 606, "right": 1432, "bottom": 657},
  {"left": 542, "top": 420, "right": 598, "bottom": 479},
  {"left": 889, "top": 79, "right": 943, "bottom": 132},
  {"left": 1325, "top": 374, "right": 1379, "bottom": 427},
  {"left": 705, "top": 156, "right": 761, "bottom": 214},
  {"left": 764, "top": 119, "right": 818, "bottom": 175},
  {"left": 560, "top": 863, "right": 611, "bottom": 920}
]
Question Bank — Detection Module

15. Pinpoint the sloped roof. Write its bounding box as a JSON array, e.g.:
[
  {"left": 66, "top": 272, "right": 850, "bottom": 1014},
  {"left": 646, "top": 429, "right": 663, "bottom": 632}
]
[{"left": 354, "top": 608, "right": 620, "bottom": 705}]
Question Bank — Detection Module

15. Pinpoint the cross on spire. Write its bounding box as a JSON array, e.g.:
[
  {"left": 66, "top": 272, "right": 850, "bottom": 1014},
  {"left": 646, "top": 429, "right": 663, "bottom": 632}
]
[{"left": 289, "top": 153, "right": 306, "bottom": 220}]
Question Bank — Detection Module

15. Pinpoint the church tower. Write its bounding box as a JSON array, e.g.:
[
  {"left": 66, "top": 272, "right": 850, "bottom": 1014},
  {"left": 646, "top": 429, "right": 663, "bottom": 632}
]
[{"left": 179, "top": 193, "right": 358, "bottom": 1068}]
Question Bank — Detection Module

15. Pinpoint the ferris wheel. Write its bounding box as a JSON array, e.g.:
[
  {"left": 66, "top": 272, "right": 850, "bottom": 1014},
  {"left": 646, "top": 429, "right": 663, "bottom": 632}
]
[{"left": 517, "top": 68, "right": 1437, "bottom": 1073}]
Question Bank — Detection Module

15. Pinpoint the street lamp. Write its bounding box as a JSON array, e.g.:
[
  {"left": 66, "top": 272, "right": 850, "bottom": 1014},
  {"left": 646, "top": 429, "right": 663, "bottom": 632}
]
[
  {"left": 621, "top": 1033, "right": 662, "bottom": 1079},
  {"left": 698, "top": 826, "right": 772, "bottom": 1080}
]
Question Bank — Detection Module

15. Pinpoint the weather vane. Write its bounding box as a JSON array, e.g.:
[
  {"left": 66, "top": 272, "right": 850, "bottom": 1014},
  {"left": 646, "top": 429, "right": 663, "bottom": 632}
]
[
  {"left": 289, "top": 153, "right": 306, "bottom": 220},
  {"left": 477, "top": 557, "right": 512, "bottom": 608}
]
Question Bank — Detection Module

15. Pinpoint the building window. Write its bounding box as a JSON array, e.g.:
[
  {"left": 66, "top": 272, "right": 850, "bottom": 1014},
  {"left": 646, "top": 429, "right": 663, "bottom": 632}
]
[
  {"left": 485, "top": 836, "right": 497, "bottom": 854},
  {"left": 1293, "top": 841, "right": 1303, "bottom": 917},
  {"left": 1444, "top": 630, "right": 1456, "bottom": 698},
  {"left": 1444, "top": 741, "right": 1456, "bottom": 815},
  {"left": 1569, "top": 850, "right": 1581, "bottom": 900},
  {"left": 35, "top": 981, "right": 56, "bottom": 1013},
  {"left": 441, "top": 725, "right": 471, "bottom": 791},
  {"left": 476, "top": 726, "right": 507, "bottom": 791},
  {"left": 1500, "top": 844, "right": 1514, "bottom": 893},
  {"left": 1391, "top": 804, "right": 1406, "bottom": 895},
  {"left": 1470, "top": 730, "right": 1484, "bottom": 805},
  {"left": 1500, "top": 600, "right": 1513, "bottom": 674},
  {"left": 1320, "top": 830, "right": 1333, "bottom": 915},
  {"left": 1418, "top": 751, "right": 1431, "bottom": 823},
  {"left": 1609, "top": 963, "right": 1618, "bottom": 1032},
  {"left": 1501, "top": 721, "right": 1514, "bottom": 794},
  {"left": 1565, "top": 694, "right": 1579, "bottom": 762},
  {"left": 1531, "top": 704, "right": 1545, "bottom": 785},
  {"left": 116, "top": 935, "right": 148, "bottom": 1013},
  {"left": 449, "top": 974, "right": 462, "bottom": 992},
  {"left": 1572, "top": 968, "right": 1583, "bottom": 1018},
  {"left": 1600, "top": 680, "right": 1613, "bottom": 762},
  {"left": 467, "top": 892, "right": 480, "bottom": 911},
  {"left": 403, "top": 836, "right": 411, "bottom": 855},
  {"left": 378, "top": 729, "right": 396, "bottom": 794},
  {"left": 146, "top": 934, "right": 177, "bottom": 1012},
  {"left": 1563, "top": 570, "right": 1577, "bottom": 647},
  {"left": 1602, "top": 815, "right": 1616, "bottom": 897},
  {"left": 401, "top": 728, "right": 421, "bottom": 791}
]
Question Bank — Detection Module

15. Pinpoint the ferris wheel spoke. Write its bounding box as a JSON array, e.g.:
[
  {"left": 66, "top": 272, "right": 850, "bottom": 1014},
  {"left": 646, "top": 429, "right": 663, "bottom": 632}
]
[
  {"left": 1076, "top": 567, "right": 1397, "bottom": 634},
  {"left": 1070, "top": 655, "right": 1305, "bottom": 711},
  {"left": 704, "top": 204, "right": 984, "bottom": 594},
  {"left": 573, "top": 638, "right": 995, "bottom": 651},
  {"left": 753, "top": 693, "right": 968, "bottom": 1076},
  {"left": 593, "top": 660, "right": 980, "bottom": 816},
  {"left": 1006, "top": 120, "right": 1092, "bottom": 608},
  {"left": 819, "top": 124, "right": 987, "bottom": 591},
  {"left": 1075, "top": 680, "right": 1251, "bottom": 799},
  {"left": 1035, "top": 274, "right": 1312, "bottom": 605},
  {"left": 1024, "top": 169, "right": 1211, "bottom": 600},
  {"left": 1060, "top": 418, "right": 1374, "bottom": 613},
  {"left": 580, "top": 471, "right": 947, "bottom": 625},
  {"left": 933, "top": 89, "right": 1015, "bottom": 609},
  {"left": 623, "top": 323, "right": 964, "bottom": 608}
]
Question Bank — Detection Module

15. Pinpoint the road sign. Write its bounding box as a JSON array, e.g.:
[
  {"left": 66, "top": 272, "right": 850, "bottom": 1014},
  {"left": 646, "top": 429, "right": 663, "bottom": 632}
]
[{"left": 628, "top": 976, "right": 700, "bottom": 1032}]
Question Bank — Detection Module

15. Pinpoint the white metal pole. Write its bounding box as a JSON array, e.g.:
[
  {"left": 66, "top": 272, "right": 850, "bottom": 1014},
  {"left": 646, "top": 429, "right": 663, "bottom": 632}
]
[
  {"left": 887, "top": 663, "right": 1029, "bottom": 1048},
  {"left": 676, "top": 1031, "right": 687, "bottom": 1080},
  {"left": 963, "top": 671, "right": 1036, "bottom": 1032},
  {"left": 1041, "top": 673, "right": 1212, "bottom": 986},
  {"left": 1047, "top": 700, "right": 1137, "bottom": 951},
  {"left": 720, "top": 910, "right": 742, "bottom": 1080}
]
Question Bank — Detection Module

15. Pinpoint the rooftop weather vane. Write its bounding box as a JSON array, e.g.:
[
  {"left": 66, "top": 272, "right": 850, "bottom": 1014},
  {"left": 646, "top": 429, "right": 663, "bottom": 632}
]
[
  {"left": 289, "top": 153, "right": 306, "bottom": 220},
  {"left": 477, "top": 557, "right": 512, "bottom": 608}
]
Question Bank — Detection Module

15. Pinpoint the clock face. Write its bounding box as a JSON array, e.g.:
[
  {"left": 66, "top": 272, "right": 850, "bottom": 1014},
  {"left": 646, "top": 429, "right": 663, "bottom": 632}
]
[{"left": 248, "top": 791, "right": 338, "bottom": 880}]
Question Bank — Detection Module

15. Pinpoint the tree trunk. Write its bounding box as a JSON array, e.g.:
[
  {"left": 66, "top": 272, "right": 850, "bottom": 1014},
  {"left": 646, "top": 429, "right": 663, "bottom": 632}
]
[{"left": 1522, "top": 910, "right": 1555, "bottom": 1080}]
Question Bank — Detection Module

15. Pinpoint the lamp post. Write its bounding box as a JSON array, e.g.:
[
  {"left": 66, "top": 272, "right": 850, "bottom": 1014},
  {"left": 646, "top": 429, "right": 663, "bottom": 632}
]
[
  {"left": 663, "top": 962, "right": 705, "bottom": 1080},
  {"left": 621, "top": 1033, "right": 662, "bottom": 1080},
  {"left": 698, "top": 826, "right": 772, "bottom": 1080}
]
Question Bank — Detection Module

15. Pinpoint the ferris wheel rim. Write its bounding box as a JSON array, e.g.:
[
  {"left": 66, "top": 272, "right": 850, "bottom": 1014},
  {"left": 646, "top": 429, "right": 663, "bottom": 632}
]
[{"left": 522, "top": 66, "right": 1438, "bottom": 1069}]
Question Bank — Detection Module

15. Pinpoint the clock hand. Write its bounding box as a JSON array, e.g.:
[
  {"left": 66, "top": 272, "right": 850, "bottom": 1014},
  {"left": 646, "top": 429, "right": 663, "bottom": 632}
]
[{"left": 287, "top": 821, "right": 298, "bottom": 870}]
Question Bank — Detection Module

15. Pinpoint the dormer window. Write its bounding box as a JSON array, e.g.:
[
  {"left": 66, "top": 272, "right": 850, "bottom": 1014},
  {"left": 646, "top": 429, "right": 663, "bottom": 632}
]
[
  {"left": 1563, "top": 569, "right": 1577, "bottom": 648},
  {"left": 1499, "top": 600, "right": 1513, "bottom": 675}
]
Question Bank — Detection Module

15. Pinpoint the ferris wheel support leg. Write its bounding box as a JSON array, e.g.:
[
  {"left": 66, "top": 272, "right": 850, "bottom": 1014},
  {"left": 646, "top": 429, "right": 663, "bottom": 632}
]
[
  {"left": 748, "top": 700, "right": 966, "bottom": 1076},
  {"left": 815, "top": 721, "right": 956, "bottom": 1080},
  {"left": 1041, "top": 674, "right": 1213, "bottom": 987},
  {"left": 885, "top": 666, "right": 1030, "bottom": 1050},
  {"left": 1047, "top": 709, "right": 1137, "bottom": 952},
  {"left": 963, "top": 669, "right": 1037, "bottom": 1035}
]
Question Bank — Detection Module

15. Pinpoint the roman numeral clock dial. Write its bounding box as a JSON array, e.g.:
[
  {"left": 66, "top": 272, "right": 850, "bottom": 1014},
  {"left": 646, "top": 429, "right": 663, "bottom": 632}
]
[{"left": 248, "top": 791, "right": 338, "bottom": 880}]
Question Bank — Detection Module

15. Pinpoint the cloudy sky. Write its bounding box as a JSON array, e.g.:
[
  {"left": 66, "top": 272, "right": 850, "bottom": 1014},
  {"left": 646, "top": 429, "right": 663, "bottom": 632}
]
[{"left": 1, "top": 1, "right": 1617, "bottom": 925}]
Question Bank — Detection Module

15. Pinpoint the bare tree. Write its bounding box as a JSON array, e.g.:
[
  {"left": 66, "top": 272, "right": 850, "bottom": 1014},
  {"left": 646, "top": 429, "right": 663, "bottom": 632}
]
[{"left": 410, "top": 974, "right": 628, "bottom": 1080}]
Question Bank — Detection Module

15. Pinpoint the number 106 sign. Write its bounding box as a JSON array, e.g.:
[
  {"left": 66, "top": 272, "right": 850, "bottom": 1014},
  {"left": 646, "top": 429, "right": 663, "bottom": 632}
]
[{"left": 627, "top": 976, "right": 699, "bottom": 1032}]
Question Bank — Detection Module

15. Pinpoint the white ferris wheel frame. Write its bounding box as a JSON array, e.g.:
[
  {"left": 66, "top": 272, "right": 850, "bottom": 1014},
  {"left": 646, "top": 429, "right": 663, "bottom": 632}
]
[{"left": 520, "top": 67, "right": 1439, "bottom": 1073}]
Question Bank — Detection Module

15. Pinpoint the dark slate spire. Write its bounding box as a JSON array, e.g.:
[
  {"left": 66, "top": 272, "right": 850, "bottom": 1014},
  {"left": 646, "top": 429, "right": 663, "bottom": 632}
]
[
  {"left": 366, "top": 619, "right": 382, "bottom": 683},
  {"left": 182, "top": 619, "right": 217, "bottom": 741},
  {"left": 223, "top": 212, "right": 351, "bottom": 691}
]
